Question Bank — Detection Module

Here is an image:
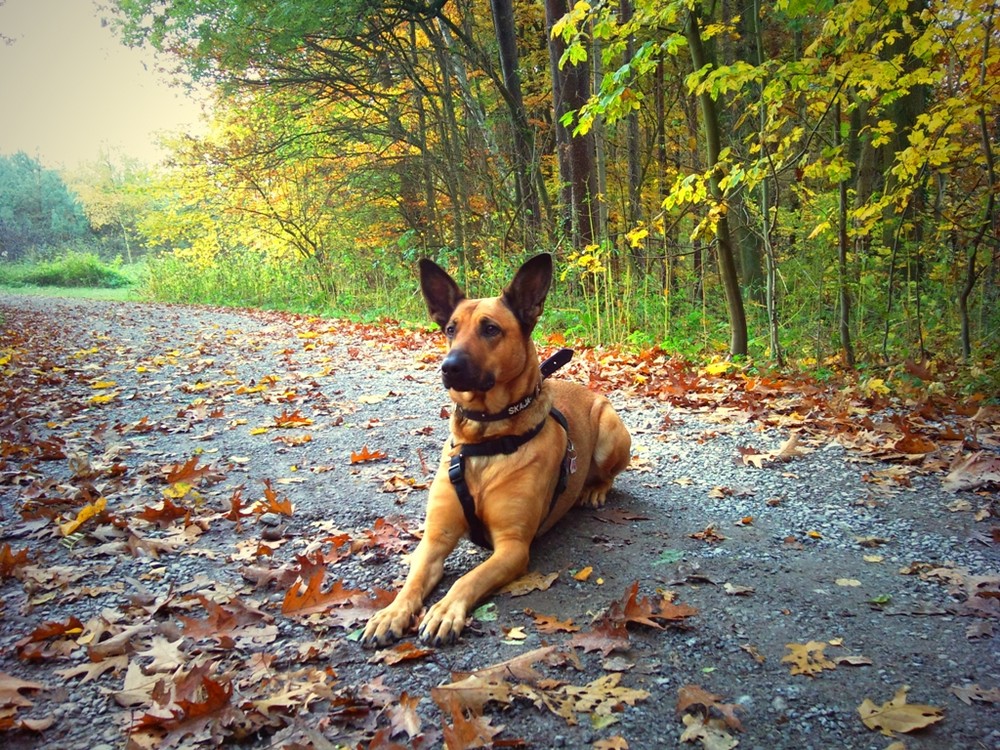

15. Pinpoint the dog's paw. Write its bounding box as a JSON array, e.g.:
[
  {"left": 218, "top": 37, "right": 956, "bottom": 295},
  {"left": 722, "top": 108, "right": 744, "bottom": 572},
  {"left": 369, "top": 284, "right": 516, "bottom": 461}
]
[
  {"left": 577, "top": 484, "right": 610, "bottom": 508},
  {"left": 360, "top": 607, "right": 415, "bottom": 649},
  {"left": 418, "top": 600, "right": 468, "bottom": 646}
]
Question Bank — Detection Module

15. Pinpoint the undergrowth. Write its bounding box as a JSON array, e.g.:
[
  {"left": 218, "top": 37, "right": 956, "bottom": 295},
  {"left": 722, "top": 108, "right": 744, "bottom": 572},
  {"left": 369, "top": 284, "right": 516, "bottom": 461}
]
[{"left": 0, "top": 251, "right": 133, "bottom": 289}]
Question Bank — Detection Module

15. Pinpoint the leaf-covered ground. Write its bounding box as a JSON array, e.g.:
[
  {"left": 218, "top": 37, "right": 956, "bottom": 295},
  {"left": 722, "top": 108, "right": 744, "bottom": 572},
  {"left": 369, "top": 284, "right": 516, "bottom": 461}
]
[{"left": 0, "top": 294, "right": 997, "bottom": 750}]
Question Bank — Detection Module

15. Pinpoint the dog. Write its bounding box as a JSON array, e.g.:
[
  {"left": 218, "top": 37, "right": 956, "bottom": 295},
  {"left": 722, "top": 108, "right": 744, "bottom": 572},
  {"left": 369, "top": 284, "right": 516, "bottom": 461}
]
[{"left": 361, "top": 253, "right": 631, "bottom": 646}]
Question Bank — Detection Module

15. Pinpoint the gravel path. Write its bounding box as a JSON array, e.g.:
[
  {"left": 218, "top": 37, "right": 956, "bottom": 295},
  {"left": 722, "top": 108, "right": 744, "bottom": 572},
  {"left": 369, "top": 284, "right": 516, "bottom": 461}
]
[{"left": 0, "top": 293, "right": 997, "bottom": 750}]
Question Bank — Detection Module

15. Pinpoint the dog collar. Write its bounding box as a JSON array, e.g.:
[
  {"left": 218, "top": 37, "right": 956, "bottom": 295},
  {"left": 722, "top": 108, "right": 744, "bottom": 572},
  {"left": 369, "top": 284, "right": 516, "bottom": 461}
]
[
  {"left": 456, "top": 382, "right": 541, "bottom": 423},
  {"left": 453, "top": 348, "right": 573, "bottom": 424}
]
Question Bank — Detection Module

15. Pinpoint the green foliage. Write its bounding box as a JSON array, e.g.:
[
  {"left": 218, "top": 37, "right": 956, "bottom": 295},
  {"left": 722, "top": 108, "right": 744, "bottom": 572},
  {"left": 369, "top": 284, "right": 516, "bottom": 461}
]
[
  {"left": 0, "top": 251, "right": 133, "bottom": 289},
  {"left": 0, "top": 152, "right": 89, "bottom": 258}
]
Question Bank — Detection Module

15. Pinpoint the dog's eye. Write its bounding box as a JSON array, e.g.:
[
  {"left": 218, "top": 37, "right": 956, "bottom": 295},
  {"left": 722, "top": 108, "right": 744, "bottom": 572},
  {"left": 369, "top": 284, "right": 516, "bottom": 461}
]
[
  {"left": 481, "top": 322, "right": 502, "bottom": 337},
  {"left": 445, "top": 322, "right": 457, "bottom": 338}
]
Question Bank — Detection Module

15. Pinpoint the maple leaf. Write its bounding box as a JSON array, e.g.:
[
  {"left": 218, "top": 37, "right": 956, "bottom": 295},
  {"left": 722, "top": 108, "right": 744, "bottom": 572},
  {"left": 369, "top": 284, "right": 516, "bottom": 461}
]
[
  {"left": 782, "top": 640, "right": 836, "bottom": 676},
  {"left": 676, "top": 684, "right": 744, "bottom": 732},
  {"left": 857, "top": 685, "right": 944, "bottom": 736}
]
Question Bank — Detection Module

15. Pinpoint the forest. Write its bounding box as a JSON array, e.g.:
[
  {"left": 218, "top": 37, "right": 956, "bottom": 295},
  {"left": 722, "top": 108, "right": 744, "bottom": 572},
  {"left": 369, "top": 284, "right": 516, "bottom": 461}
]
[{"left": 3, "top": 0, "right": 998, "bottom": 370}]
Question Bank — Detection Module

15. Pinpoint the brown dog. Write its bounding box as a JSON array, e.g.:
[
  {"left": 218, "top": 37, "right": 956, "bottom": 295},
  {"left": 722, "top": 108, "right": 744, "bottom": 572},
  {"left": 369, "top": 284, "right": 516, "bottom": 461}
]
[{"left": 361, "top": 254, "right": 631, "bottom": 646}]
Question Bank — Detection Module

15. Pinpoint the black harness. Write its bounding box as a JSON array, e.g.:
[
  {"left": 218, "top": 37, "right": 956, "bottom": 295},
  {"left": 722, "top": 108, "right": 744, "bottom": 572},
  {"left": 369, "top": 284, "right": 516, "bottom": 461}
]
[{"left": 447, "top": 349, "right": 576, "bottom": 549}]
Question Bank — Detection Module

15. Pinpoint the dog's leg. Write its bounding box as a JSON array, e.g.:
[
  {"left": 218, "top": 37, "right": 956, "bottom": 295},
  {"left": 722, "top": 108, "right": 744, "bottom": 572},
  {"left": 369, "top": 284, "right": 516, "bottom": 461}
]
[
  {"left": 361, "top": 486, "right": 465, "bottom": 647},
  {"left": 578, "top": 400, "right": 632, "bottom": 508},
  {"left": 418, "top": 536, "right": 530, "bottom": 645}
]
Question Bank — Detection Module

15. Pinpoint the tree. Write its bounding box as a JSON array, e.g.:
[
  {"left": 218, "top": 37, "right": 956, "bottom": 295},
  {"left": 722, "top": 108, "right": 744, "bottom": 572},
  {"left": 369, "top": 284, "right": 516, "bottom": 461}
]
[{"left": 0, "top": 152, "right": 88, "bottom": 259}]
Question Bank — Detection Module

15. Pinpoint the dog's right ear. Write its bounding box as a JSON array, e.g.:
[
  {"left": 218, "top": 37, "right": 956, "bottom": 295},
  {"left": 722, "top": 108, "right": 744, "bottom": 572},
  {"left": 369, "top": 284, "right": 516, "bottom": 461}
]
[{"left": 419, "top": 259, "right": 465, "bottom": 330}]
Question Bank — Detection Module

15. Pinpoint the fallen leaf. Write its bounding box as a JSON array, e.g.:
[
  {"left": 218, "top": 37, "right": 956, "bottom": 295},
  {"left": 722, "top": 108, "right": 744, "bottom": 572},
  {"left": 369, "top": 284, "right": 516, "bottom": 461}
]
[
  {"left": 500, "top": 570, "right": 559, "bottom": 596},
  {"left": 857, "top": 685, "right": 944, "bottom": 736},
  {"left": 782, "top": 640, "right": 836, "bottom": 676},
  {"left": 351, "top": 445, "right": 388, "bottom": 463}
]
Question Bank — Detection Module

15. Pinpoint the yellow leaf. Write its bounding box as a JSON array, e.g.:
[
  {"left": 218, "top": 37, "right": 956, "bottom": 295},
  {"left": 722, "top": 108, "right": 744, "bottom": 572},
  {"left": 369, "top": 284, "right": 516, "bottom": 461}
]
[
  {"left": 858, "top": 686, "right": 944, "bottom": 736},
  {"left": 250, "top": 427, "right": 270, "bottom": 435},
  {"left": 89, "top": 392, "right": 117, "bottom": 405},
  {"left": 703, "top": 360, "right": 735, "bottom": 376},
  {"left": 807, "top": 530, "right": 822, "bottom": 539},
  {"left": 573, "top": 566, "right": 594, "bottom": 582},
  {"left": 90, "top": 380, "right": 117, "bottom": 389},
  {"left": 59, "top": 497, "right": 107, "bottom": 536}
]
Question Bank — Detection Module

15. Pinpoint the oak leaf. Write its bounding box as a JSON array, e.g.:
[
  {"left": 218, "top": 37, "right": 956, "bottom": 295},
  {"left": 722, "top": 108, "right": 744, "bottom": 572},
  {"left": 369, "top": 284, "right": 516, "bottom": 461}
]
[
  {"left": 0, "top": 672, "right": 45, "bottom": 708},
  {"left": 857, "top": 685, "right": 944, "bottom": 736},
  {"left": 679, "top": 713, "right": 738, "bottom": 750},
  {"left": 608, "top": 581, "right": 698, "bottom": 629},
  {"left": 281, "top": 569, "right": 362, "bottom": 616},
  {"left": 676, "top": 684, "right": 744, "bottom": 732},
  {"left": 0, "top": 543, "right": 31, "bottom": 579},
  {"left": 351, "top": 444, "right": 388, "bottom": 463}
]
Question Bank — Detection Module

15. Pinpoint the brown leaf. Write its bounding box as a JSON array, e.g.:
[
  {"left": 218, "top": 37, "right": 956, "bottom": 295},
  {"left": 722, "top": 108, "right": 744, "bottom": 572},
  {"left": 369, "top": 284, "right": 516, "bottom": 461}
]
[
  {"left": 676, "top": 684, "right": 744, "bottom": 732},
  {"left": 525, "top": 609, "right": 579, "bottom": 634},
  {"left": 943, "top": 451, "right": 1000, "bottom": 492},
  {"left": 857, "top": 685, "right": 944, "bottom": 736},
  {"left": 950, "top": 683, "right": 1000, "bottom": 705},
  {"left": 281, "top": 569, "right": 363, "bottom": 616},
  {"left": 0, "top": 671, "right": 46, "bottom": 707},
  {"left": 0, "top": 543, "right": 31, "bottom": 579},
  {"left": 607, "top": 581, "right": 698, "bottom": 629},
  {"left": 498, "top": 570, "right": 559, "bottom": 596},
  {"left": 369, "top": 642, "right": 434, "bottom": 666},
  {"left": 569, "top": 620, "right": 631, "bottom": 655}
]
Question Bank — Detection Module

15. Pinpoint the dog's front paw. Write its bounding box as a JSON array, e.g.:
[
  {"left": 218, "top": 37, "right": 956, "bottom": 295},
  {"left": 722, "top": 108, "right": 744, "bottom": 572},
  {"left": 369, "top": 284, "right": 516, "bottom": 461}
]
[
  {"left": 578, "top": 482, "right": 611, "bottom": 508},
  {"left": 360, "top": 605, "right": 417, "bottom": 648},
  {"left": 418, "top": 599, "right": 468, "bottom": 646}
]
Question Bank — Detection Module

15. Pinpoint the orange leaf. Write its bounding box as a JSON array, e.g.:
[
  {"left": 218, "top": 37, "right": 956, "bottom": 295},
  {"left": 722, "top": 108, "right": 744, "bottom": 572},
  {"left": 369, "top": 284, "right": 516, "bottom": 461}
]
[
  {"left": 351, "top": 445, "right": 388, "bottom": 463},
  {"left": 281, "top": 569, "right": 362, "bottom": 616}
]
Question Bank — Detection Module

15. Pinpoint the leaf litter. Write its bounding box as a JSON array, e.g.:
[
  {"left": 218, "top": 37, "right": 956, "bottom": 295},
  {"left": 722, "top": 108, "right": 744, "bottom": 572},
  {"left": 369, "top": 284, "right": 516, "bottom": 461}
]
[{"left": 0, "top": 295, "right": 998, "bottom": 749}]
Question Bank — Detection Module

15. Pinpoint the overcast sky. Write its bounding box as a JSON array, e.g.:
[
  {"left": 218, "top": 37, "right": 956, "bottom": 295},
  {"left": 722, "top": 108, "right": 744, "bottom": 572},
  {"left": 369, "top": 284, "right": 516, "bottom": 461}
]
[{"left": 0, "top": 0, "right": 206, "bottom": 169}]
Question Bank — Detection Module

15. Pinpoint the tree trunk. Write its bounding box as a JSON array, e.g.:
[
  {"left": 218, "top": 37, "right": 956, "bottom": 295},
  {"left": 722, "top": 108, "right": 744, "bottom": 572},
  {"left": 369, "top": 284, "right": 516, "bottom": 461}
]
[
  {"left": 685, "top": 9, "right": 748, "bottom": 357},
  {"left": 489, "top": 0, "right": 542, "bottom": 245},
  {"left": 545, "top": 0, "right": 599, "bottom": 248}
]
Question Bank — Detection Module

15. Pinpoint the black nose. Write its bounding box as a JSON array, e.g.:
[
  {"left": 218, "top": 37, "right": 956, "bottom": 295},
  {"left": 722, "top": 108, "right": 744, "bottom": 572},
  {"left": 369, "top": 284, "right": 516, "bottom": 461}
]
[{"left": 441, "top": 350, "right": 494, "bottom": 392}]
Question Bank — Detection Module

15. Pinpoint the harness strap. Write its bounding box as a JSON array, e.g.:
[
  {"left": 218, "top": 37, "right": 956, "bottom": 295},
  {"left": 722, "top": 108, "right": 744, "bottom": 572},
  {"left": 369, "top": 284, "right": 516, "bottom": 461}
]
[{"left": 449, "top": 407, "right": 574, "bottom": 550}]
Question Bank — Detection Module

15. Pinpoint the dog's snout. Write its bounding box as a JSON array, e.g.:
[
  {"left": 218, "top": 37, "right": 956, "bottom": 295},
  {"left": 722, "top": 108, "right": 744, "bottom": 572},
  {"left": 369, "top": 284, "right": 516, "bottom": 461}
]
[{"left": 441, "top": 350, "right": 494, "bottom": 392}]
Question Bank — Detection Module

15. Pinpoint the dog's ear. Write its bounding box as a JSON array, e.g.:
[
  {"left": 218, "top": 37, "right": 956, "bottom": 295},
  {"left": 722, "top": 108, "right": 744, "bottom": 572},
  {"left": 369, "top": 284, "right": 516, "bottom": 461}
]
[
  {"left": 419, "top": 259, "right": 465, "bottom": 330},
  {"left": 502, "top": 253, "right": 553, "bottom": 333}
]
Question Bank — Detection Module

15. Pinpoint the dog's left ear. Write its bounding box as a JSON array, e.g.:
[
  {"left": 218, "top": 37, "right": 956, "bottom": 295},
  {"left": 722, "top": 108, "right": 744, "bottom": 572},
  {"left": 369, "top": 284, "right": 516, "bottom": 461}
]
[{"left": 502, "top": 253, "right": 553, "bottom": 333}]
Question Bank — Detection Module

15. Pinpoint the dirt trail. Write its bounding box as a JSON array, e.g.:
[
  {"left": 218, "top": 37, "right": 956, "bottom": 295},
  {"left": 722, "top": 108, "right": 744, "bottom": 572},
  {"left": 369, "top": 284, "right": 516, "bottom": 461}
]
[{"left": 0, "top": 294, "right": 997, "bottom": 750}]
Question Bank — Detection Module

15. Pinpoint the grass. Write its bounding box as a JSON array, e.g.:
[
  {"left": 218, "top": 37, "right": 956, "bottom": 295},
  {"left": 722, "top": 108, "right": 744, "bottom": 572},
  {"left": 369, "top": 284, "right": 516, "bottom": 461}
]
[{"left": 0, "top": 251, "right": 135, "bottom": 290}]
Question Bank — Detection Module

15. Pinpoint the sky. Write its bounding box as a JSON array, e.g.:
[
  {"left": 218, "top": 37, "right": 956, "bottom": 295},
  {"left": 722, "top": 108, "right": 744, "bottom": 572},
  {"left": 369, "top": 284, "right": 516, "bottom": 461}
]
[{"left": 0, "top": 0, "right": 206, "bottom": 169}]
